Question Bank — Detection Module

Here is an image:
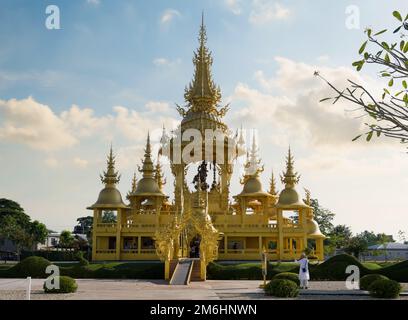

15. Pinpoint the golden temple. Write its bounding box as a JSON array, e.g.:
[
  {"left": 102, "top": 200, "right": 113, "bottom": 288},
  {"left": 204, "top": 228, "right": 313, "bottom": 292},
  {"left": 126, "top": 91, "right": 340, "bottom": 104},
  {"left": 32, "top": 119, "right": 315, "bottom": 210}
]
[{"left": 88, "top": 16, "right": 325, "bottom": 281}]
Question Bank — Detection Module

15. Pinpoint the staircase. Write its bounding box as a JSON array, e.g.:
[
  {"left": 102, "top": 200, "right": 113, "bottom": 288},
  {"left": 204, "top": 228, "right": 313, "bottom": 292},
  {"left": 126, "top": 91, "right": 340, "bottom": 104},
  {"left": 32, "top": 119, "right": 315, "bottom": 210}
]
[{"left": 169, "top": 259, "right": 194, "bottom": 285}]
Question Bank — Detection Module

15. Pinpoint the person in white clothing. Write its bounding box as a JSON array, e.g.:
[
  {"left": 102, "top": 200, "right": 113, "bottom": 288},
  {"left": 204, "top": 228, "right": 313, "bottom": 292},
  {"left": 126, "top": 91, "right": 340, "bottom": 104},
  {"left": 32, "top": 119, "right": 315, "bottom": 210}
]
[{"left": 296, "top": 253, "right": 310, "bottom": 289}]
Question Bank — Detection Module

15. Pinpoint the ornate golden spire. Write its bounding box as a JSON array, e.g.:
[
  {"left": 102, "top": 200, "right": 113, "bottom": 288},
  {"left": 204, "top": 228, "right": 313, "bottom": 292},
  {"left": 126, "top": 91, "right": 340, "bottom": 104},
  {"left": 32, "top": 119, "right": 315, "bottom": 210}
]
[
  {"left": 155, "top": 156, "right": 166, "bottom": 191},
  {"left": 131, "top": 172, "right": 137, "bottom": 193},
  {"left": 280, "top": 147, "right": 300, "bottom": 189},
  {"left": 244, "top": 134, "right": 264, "bottom": 177},
  {"left": 269, "top": 170, "right": 277, "bottom": 195},
  {"left": 100, "top": 144, "right": 121, "bottom": 187},
  {"left": 304, "top": 188, "right": 311, "bottom": 206},
  {"left": 181, "top": 13, "right": 227, "bottom": 117},
  {"left": 139, "top": 132, "right": 155, "bottom": 179}
]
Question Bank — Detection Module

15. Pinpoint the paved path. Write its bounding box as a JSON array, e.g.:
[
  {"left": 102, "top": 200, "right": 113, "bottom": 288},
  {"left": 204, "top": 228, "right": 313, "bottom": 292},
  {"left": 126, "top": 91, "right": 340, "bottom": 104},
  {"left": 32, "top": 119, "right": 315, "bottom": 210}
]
[{"left": 0, "top": 279, "right": 407, "bottom": 300}]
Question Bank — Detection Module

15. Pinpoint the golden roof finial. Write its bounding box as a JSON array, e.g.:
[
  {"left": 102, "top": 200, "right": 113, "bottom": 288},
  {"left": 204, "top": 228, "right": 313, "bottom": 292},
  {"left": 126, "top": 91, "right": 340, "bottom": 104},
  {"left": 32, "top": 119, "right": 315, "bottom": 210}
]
[
  {"left": 139, "top": 132, "right": 155, "bottom": 179},
  {"left": 269, "top": 170, "right": 278, "bottom": 195},
  {"left": 183, "top": 13, "right": 223, "bottom": 115},
  {"left": 155, "top": 156, "right": 166, "bottom": 191},
  {"left": 244, "top": 132, "right": 264, "bottom": 177},
  {"left": 280, "top": 146, "right": 300, "bottom": 189},
  {"left": 100, "top": 144, "right": 121, "bottom": 186},
  {"left": 131, "top": 172, "right": 137, "bottom": 192},
  {"left": 304, "top": 188, "right": 311, "bottom": 206}
]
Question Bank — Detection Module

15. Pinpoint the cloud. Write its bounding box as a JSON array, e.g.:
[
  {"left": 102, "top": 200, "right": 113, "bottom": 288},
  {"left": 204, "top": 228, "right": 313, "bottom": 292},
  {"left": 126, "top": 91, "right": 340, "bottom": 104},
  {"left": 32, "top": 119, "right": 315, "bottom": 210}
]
[
  {"left": 73, "top": 157, "right": 88, "bottom": 168},
  {"left": 0, "top": 97, "right": 77, "bottom": 151},
  {"left": 249, "top": 1, "right": 290, "bottom": 25},
  {"left": 86, "top": 0, "right": 100, "bottom": 5},
  {"left": 225, "top": 0, "right": 242, "bottom": 15},
  {"left": 160, "top": 9, "right": 181, "bottom": 25},
  {"left": 145, "top": 101, "right": 171, "bottom": 113},
  {"left": 45, "top": 157, "right": 58, "bottom": 168},
  {"left": 0, "top": 96, "right": 179, "bottom": 152},
  {"left": 153, "top": 57, "right": 181, "bottom": 67},
  {"left": 228, "top": 57, "right": 385, "bottom": 149}
]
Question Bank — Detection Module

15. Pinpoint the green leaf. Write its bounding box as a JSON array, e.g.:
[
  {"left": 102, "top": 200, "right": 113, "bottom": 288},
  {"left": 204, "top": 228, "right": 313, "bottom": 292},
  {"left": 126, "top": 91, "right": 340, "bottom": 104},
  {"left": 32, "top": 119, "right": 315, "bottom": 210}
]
[
  {"left": 366, "top": 131, "right": 373, "bottom": 142},
  {"left": 404, "top": 93, "right": 408, "bottom": 104},
  {"left": 405, "top": 14, "right": 408, "bottom": 21},
  {"left": 384, "top": 53, "right": 390, "bottom": 63},
  {"left": 381, "top": 72, "right": 391, "bottom": 77},
  {"left": 404, "top": 42, "right": 408, "bottom": 53},
  {"left": 400, "top": 40, "right": 405, "bottom": 51},
  {"left": 403, "top": 80, "right": 407, "bottom": 89},
  {"left": 393, "top": 26, "right": 402, "bottom": 34},
  {"left": 396, "top": 90, "right": 404, "bottom": 97},
  {"left": 393, "top": 11, "right": 403, "bottom": 21},
  {"left": 359, "top": 41, "right": 367, "bottom": 54},
  {"left": 382, "top": 42, "right": 390, "bottom": 50},
  {"left": 352, "top": 134, "right": 362, "bottom": 142},
  {"left": 374, "top": 29, "right": 387, "bottom": 36},
  {"left": 388, "top": 78, "right": 394, "bottom": 87},
  {"left": 376, "top": 131, "right": 381, "bottom": 137},
  {"left": 366, "top": 28, "right": 372, "bottom": 37}
]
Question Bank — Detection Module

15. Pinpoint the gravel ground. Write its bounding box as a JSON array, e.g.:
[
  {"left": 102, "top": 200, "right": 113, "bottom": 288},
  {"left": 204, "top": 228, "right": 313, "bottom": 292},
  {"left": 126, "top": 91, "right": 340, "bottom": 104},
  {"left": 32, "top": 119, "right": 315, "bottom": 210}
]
[{"left": 1, "top": 279, "right": 407, "bottom": 300}]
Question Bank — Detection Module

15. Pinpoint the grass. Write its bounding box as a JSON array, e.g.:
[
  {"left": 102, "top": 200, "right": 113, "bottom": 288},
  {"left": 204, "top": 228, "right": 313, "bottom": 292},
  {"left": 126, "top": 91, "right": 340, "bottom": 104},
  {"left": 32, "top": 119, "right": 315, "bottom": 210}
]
[{"left": 362, "top": 262, "right": 382, "bottom": 270}]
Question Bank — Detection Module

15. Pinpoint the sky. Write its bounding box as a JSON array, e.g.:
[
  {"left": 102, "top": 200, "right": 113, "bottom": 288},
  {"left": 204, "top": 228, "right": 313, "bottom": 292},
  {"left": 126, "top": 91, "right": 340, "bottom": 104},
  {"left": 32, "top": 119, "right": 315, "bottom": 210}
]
[{"left": 0, "top": 0, "right": 407, "bottom": 239}]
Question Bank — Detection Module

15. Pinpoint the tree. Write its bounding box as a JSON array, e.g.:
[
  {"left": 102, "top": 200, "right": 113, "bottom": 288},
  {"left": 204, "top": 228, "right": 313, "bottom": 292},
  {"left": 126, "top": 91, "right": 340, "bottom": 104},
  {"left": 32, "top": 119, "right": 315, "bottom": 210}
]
[
  {"left": 310, "top": 199, "right": 335, "bottom": 235},
  {"left": 397, "top": 230, "right": 407, "bottom": 243},
  {"left": 101, "top": 211, "right": 117, "bottom": 223},
  {"left": 59, "top": 230, "right": 75, "bottom": 248},
  {"left": 0, "top": 198, "right": 48, "bottom": 253},
  {"left": 356, "top": 230, "right": 379, "bottom": 246},
  {"left": 317, "top": 11, "right": 408, "bottom": 145},
  {"left": 73, "top": 216, "right": 93, "bottom": 238},
  {"left": 328, "top": 225, "right": 353, "bottom": 249},
  {"left": 30, "top": 220, "right": 48, "bottom": 244},
  {"left": 344, "top": 236, "right": 368, "bottom": 258}
]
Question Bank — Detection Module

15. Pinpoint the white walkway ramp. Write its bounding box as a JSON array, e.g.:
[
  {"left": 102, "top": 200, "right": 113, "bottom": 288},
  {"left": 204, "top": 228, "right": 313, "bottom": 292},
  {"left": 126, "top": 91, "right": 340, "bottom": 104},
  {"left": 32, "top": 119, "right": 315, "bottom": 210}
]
[{"left": 169, "top": 259, "right": 193, "bottom": 285}]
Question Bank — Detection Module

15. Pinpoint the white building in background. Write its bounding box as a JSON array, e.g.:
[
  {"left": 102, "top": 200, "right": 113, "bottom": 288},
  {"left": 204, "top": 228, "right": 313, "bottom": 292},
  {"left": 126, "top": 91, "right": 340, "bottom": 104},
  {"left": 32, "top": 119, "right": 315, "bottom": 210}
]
[{"left": 363, "top": 242, "right": 408, "bottom": 261}]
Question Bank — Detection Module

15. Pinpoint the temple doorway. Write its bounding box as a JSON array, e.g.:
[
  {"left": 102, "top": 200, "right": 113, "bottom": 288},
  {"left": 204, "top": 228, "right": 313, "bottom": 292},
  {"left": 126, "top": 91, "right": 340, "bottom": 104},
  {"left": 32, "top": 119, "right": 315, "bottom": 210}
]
[{"left": 189, "top": 235, "right": 201, "bottom": 258}]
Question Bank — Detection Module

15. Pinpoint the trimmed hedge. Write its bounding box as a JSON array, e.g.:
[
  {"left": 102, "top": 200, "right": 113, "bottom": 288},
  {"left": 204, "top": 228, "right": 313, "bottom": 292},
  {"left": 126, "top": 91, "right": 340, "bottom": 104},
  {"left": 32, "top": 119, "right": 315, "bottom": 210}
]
[
  {"left": 21, "top": 250, "right": 80, "bottom": 261},
  {"left": 359, "top": 274, "right": 389, "bottom": 291},
  {"left": 43, "top": 276, "right": 78, "bottom": 293},
  {"left": 264, "top": 279, "right": 299, "bottom": 297},
  {"left": 369, "top": 279, "right": 402, "bottom": 299},
  {"left": 11, "top": 256, "right": 51, "bottom": 278},
  {"left": 272, "top": 272, "right": 300, "bottom": 286}
]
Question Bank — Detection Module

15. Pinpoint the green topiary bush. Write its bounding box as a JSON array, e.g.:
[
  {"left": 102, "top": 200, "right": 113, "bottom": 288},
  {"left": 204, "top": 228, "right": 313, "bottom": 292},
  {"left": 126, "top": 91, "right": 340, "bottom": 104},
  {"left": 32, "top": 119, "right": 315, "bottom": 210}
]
[
  {"left": 13, "top": 256, "right": 51, "bottom": 278},
  {"left": 43, "top": 276, "right": 78, "bottom": 293},
  {"left": 272, "top": 272, "right": 300, "bottom": 286},
  {"left": 75, "top": 251, "right": 89, "bottom": 266},
  {"left": 369, "top": 279, "right": 402, "bottom": 299},
  {"left": 264, "top": 279, "right": 299, "bottom": 297},
  {"left": 359, "top": 274, "right": 389, "bottom": 291}
]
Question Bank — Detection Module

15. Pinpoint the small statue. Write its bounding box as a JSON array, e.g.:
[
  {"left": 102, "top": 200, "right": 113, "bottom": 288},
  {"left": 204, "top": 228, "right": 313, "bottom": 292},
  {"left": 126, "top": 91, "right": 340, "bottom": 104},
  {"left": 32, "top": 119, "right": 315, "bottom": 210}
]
[{"left": 193, "top": 161, "right": 209, "bottom": 191}]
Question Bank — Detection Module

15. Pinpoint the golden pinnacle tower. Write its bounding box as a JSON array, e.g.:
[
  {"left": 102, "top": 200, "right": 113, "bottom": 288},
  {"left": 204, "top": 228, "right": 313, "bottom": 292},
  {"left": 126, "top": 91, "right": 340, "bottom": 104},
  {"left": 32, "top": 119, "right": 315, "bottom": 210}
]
[{"left": 88, "top": 15, "right": 325, "bottom": 282}]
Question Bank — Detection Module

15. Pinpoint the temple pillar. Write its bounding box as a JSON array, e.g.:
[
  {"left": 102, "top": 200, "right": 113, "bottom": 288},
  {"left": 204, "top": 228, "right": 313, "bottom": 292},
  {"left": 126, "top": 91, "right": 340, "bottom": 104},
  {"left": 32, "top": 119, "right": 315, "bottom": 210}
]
[
  {"left": 164, "top": 260, "right": 170, "bottom": 280},
  {"left": 92, "top": 209, "right": 98, "bottom": 261},
  {"left": 115, "top": 208, "right": 122, "bottom": 260},
  {"left": 316, "top": 238, "right": 324, "bottom": 260},
  {"left": 138, "top": 235, "right": 141, "bottom": 254},
  {"left": 258, "top": 236, "right": 262, "bottom": 255},
  {"left": 277, "top": 209, "right": 284, "bottom": 261},
  {"left": 224, "top": 236, "right": 228, "bottom": 255}
]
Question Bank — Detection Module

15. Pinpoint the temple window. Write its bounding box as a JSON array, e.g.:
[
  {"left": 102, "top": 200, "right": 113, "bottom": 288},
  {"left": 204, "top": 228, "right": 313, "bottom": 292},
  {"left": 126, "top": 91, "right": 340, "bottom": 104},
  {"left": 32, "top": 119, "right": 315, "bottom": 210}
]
[
  {"left": 141, "top": 237, "right": 155, "bottom": 249},
  {"left": 123, "top": 237, "right": 137, "bottom": 249},
  {"left": 282, "top": 210, "right": 299, "bottom": 225},
  {"left": 108, "top": 237, "right": 116, "bottom": 250},
  {"left": 101, "top": 210, "right": 117, "bottom": 223}
]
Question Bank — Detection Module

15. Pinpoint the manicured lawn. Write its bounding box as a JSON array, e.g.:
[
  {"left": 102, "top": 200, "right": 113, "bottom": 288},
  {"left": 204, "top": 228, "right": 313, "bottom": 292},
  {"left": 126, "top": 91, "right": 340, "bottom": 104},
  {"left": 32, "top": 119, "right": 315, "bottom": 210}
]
[{"left": 362, "top": 262, "right": 382, "bottom": 270}]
